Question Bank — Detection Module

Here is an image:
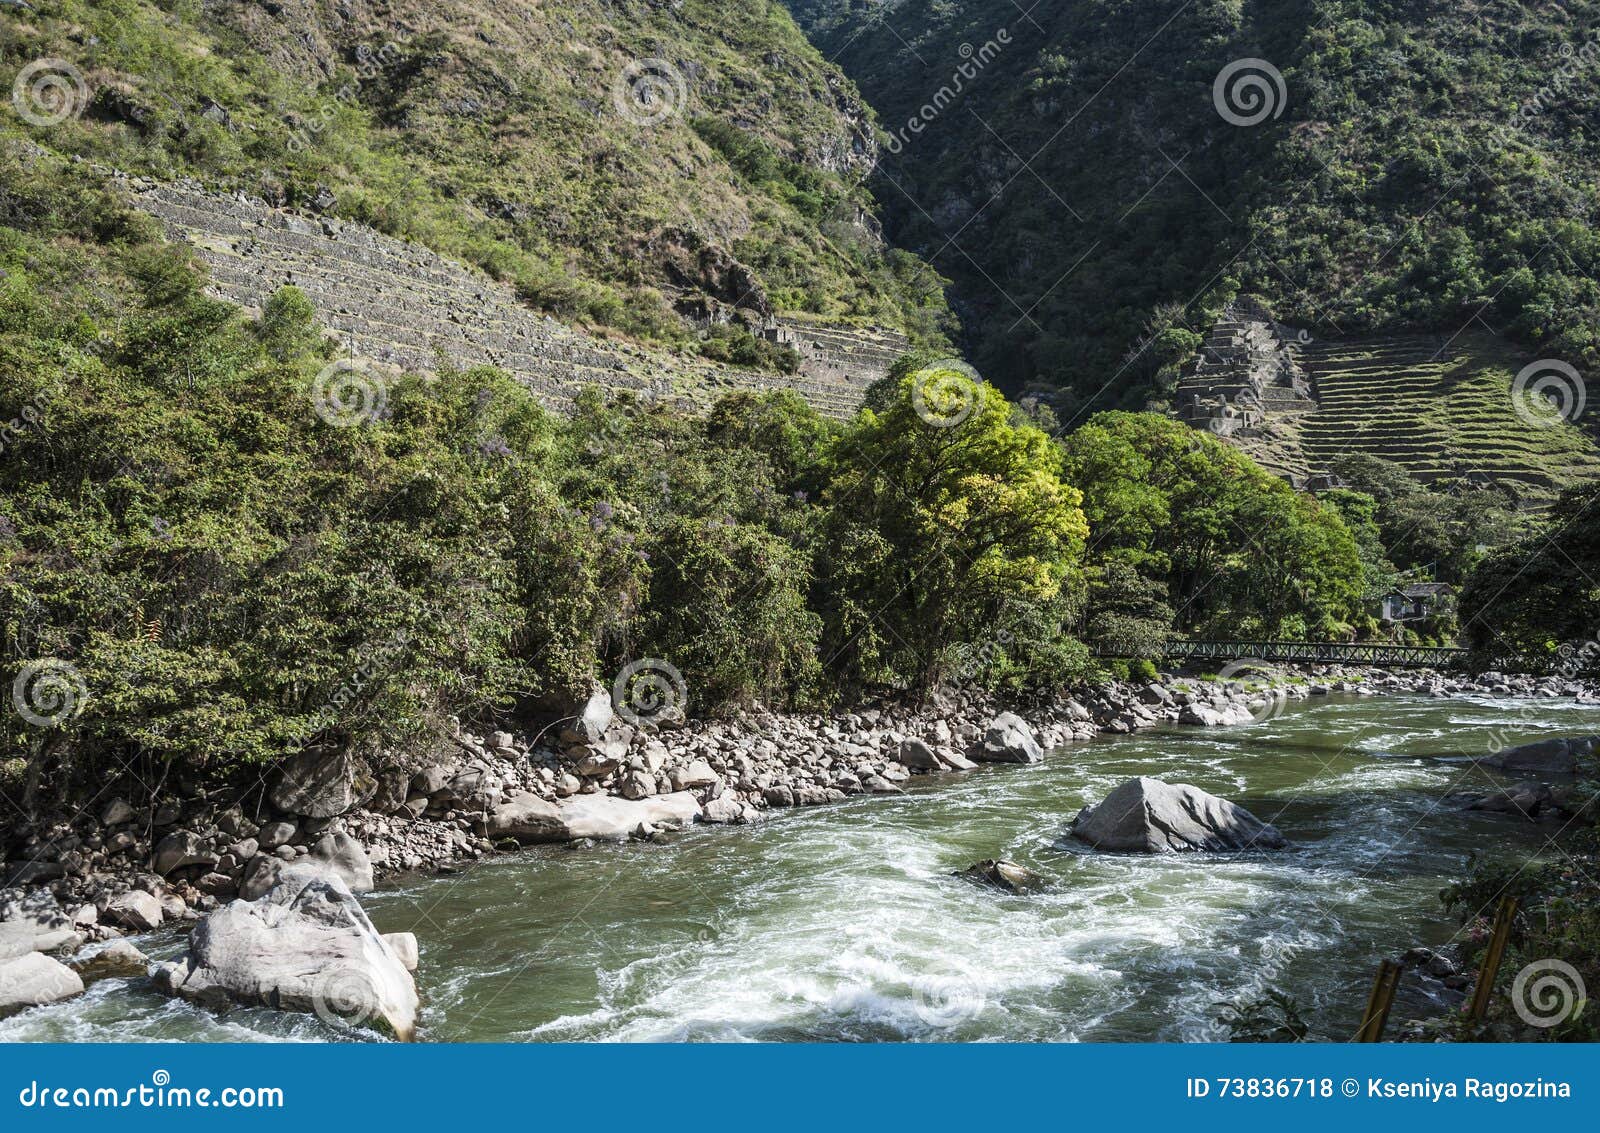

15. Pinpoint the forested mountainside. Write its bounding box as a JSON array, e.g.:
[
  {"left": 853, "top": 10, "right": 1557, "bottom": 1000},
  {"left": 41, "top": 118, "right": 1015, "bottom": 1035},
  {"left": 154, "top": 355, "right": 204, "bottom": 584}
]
[
  {"left": 790, "top": 0, "right": 1600, "bottom": 414},
  {"left": 0, "top": 0, "right": 953, "bottom": 360}
]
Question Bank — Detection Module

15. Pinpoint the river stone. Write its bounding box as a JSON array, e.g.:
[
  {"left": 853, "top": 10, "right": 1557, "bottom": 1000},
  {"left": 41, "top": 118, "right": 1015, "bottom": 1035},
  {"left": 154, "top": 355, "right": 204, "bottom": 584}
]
[
  {"left": 619, "top": 770, "right": 656, "bottom": 800},
  {"left": 0, "top": 889, "right": 82, "bottom": 953},
  {"left": 103, "top": 890, "right": 163, "bottom": 931},
  {"left": 485, "top": 792, "right": 566, "bottom": 843},
  {"left": 0, "top": 952, "right": 84, "bottom": 1018},
  {"left": 957, "top": 859, "right": 1044, "bottom": 894},
  {"left": 269, "top": 749, "right": 377, "bottom": 819},
  {"left": 898, "top": 738, "right": 941, "bottom": 770},
  {"left": 69, "top": 939, "right": 150, "bottom": 985},
  {"left": 238, "top": 855, "right": 282, "bottom": 901},
  {"left": 1070, "top": 777, "right": 1287, "bottom": 853},
  {"left": 561, "top": 687, "right": 614, "bottom": 747},
  {"left": 240, "top": 833, "right": 374, "bottom": 898},
  {"left": 309, "top": 833, "right": 374, "bottom": 893},
  {"left": 257, "top": 820, "right": 296, "bottom": 850},
  {"left": 669, "top": 759, "right": 719, "bottom": 790},
  {"left": 100, "top": 797, "right": 136, "bottom": 827},
  {"left": 1480, "top": 735, "right": 1599, "bottom": 777},
  {"left": 370, "top": 769, "right": 410, "bottom": 814},
  {"left": 151, "top": 864, "right": 418, "bottom": 1040},
  {"left": 975, "top": 713, "right": 1043, "bottom": 764},
  {"left": 556, "top": 792, "right": 701, "bottom": 841},
  {"left": 151, "top": 830, "right": 217, "bottom": 877},
  {"left": 383, "top": 932, "right": 419, "bottom": 972}
]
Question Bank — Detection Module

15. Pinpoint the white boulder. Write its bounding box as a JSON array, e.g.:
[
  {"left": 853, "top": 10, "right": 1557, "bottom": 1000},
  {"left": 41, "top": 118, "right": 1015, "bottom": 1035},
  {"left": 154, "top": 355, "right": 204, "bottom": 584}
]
[{"left": 152, "top": 864, "right": 419, "bottom": 1040}]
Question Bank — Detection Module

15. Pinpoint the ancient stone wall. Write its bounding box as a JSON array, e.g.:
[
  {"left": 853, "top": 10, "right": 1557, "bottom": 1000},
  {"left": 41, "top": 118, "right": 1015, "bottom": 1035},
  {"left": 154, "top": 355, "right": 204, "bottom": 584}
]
[
  {"left": 762, "top": 317, "right": 910, "bottom": 390},
  {"left": 122, "top": 179, "right": 902, "bottom": 419}
]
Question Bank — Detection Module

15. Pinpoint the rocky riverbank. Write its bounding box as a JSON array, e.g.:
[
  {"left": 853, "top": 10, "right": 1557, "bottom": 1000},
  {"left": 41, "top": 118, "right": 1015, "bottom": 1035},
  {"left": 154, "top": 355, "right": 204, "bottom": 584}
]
[{"left": 1, "top": 665, "right": 1595, "bottom": 995}]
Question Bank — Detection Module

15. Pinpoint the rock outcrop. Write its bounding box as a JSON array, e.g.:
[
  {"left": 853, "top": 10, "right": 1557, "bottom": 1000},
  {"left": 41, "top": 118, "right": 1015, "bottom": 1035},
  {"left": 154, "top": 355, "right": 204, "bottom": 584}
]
[
  {"left": 1480, "top": 735, "right": 1598, "bottom": 777},
  {"left": 1069, "top": 777, "right": 1288, "bottom": 853},
  {"left": 975, "top": 713, "right": 1044, "bottom": 764},
  {"left": 152, "top": 864, "right": 418, "bottom": 1040}
]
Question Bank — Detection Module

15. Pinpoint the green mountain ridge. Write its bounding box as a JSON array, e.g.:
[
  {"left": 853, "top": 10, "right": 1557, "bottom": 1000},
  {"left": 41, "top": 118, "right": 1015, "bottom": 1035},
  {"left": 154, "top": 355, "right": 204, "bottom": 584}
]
[{"left": 788, "top": 0, "right": 1600, "bottom": 423}]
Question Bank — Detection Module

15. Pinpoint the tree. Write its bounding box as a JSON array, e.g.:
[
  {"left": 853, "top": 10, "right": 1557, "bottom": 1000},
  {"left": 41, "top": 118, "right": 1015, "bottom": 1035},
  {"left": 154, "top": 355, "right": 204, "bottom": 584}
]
[
  {"left": 1062, "top": 413, "right": 1364, "bottom": 638},
  {"left": 817, "top": 372, "right": 1088, "bottom": 692}
]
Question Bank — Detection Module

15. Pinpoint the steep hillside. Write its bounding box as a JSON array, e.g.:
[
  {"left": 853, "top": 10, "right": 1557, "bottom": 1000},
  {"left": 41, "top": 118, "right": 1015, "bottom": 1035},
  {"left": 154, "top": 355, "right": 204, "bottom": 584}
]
[
  {"left": 790, "top": 0, "right": 1600, "bottom": 419},
  {"left": 1, "top": 0, "right": 953, "bottom": 358}
]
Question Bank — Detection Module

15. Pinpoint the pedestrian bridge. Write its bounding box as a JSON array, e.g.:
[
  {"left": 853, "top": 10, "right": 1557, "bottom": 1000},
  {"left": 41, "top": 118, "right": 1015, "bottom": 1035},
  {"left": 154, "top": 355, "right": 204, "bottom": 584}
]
[{"left": 1157, "top": 640, "right": 1471, "bottom": 670}]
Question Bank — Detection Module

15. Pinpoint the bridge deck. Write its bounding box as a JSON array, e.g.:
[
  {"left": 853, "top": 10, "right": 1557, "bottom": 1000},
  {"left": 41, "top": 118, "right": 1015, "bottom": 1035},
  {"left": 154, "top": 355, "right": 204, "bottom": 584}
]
[{"left": 1150, "top": 641, "right": 1470, "bottom": 669}]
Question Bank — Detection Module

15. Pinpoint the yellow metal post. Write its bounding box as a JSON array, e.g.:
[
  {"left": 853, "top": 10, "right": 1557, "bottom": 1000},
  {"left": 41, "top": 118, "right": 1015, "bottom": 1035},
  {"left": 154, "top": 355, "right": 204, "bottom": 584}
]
[
  {"left": 1467, "top": 895, "right": 1520, "bottom": 1023},
  {"left": 1355, "top": 959, "right": 1404, "bottom": 1042}
]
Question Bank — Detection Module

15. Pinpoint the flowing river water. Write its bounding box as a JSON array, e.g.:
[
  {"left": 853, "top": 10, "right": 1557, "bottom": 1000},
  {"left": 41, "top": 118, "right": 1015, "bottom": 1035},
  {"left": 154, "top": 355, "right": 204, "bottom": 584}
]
[{"left": 3, "top": 693, "right": 1592, "bottom": 1043}]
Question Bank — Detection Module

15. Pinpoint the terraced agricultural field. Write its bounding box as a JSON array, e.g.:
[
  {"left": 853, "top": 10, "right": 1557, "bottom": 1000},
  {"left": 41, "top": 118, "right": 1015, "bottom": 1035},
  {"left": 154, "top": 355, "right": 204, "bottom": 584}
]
[{"left": 1293, "top": 333, "right": 1600, "bottom": 504}]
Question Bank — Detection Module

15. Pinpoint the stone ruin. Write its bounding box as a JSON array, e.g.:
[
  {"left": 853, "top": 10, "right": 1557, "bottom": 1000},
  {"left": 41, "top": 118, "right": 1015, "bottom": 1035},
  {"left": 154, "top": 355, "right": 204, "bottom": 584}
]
[
  {"left": 1176, "top": 296, "right": 1316, "bottom": 436},
  {"left": 119, "top": 177, "right": 904, "bottom": 419}
]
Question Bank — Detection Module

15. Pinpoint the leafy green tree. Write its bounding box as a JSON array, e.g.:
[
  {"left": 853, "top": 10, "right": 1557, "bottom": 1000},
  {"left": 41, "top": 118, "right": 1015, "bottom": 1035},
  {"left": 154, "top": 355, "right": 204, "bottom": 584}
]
[
  {"left": 1062, "top": 413, "right": 1364, "bottom": 638},
  {"left": 257, "top": 286, "right": 325, "bottom": 363},
  {"left": 817, "top": 373, "right": 1088, "bottom": 692}
]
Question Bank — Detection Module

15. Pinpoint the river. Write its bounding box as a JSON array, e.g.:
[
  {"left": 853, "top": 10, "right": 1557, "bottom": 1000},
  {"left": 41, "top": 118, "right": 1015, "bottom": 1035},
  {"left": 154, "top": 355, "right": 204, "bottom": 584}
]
[{"left": 3, "top": 692, "right": 1590, "bottom": 1043}]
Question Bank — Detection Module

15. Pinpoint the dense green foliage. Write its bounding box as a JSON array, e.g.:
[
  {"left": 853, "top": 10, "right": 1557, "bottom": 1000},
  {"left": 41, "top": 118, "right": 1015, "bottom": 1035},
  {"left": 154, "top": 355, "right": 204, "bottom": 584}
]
[
  {"left": 792, "top": 0, "right": 1600, "bottom": 409},
  {"left": 1062, "top": 413, "right": 1366, "bottom": 644},
  {"left": 1459, "top": 482, "right": 1600, "bottom": 663},
  {"left": 0, "top": 154, "right": 1378, "bottom": 804},
  {"left": 0, "top": 0, "right": 953, "bottom": 352}
]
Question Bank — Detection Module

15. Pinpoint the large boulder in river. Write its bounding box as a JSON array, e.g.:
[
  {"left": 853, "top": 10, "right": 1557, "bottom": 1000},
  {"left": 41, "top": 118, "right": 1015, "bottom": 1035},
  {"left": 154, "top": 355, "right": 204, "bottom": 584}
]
[
  {"left": 152, "top": 864, "right": 418, "bottom": 1040},
  {"left": 0, "top": 951, "right": 84, "bottom": 1019},
  {"left": 1069, "top": 777, "right": 1287, "bottom": 853},
  {"left": 1480, "top": 735, "right": 1599, "bottom": 777},
  {"left": 69, "top": 939, "right": 150, "bottom": 985},
  {"left": 975, "top": 713, "right": 1044, "bottom": 764},
  {"left": 269, "top": 749, "right": 377, "bottom": 818}
]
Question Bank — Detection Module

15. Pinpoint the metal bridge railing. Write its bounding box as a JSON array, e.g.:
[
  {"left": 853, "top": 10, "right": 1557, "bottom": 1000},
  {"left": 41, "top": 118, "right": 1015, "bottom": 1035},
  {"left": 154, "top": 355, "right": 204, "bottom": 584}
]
[{"left": 1152, "top": 640, "right": 1472, "bottom": 670}]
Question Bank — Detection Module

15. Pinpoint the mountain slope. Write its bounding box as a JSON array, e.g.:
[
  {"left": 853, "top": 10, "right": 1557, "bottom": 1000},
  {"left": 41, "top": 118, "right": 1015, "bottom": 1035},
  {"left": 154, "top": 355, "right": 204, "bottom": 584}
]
[
  {"left": 790, "top": 0, "right": 1600, "bottom": 417},
  {"left": 1, "top": 0, "right": 953, "bottom": 355}
]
